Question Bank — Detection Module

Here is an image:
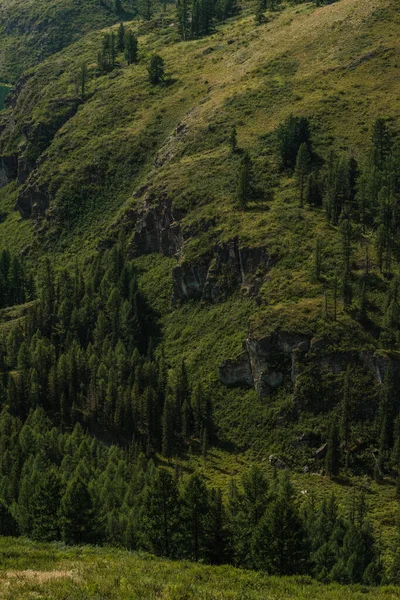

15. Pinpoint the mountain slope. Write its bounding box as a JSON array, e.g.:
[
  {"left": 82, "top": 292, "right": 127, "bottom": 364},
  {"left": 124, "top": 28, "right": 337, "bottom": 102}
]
[
  {"left": 0, "top": 0, "right": 399, "bottom": 459},
  {"left": 0, "top": 0, "right": 125, "bottom": 82}
]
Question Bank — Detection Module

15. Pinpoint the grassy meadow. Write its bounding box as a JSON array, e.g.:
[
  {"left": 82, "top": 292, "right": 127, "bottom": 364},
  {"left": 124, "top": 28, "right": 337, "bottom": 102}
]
[{"left": 0, "top": 538, "right": 400, "bottom": 599}]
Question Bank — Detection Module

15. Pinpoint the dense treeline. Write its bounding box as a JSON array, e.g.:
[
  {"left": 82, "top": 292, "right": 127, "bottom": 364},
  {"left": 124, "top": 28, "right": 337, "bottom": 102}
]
[
  {"left": 0, "top": 250, "right": 33, "bottom": 309},
  {"left": 0, "top": 406, "right": 382, "bottom": 583},
  {"left": 0, "top": 236, "right": 212, "bottom": 456}
]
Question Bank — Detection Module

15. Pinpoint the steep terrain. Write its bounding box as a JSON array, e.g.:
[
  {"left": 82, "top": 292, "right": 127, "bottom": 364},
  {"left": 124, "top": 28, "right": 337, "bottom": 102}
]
[
  {"left": 0, "top": 0, "right": 398, "bottom": 448},
  {"left": 0, "top": 0, "right": 128, "bottom": 82},
  {"left": 0, "top": 0, "right": 400, "bottom": 584}
]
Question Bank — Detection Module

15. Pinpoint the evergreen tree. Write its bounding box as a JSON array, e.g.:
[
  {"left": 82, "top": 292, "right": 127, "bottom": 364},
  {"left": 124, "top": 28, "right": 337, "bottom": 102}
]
[
  {"left": 60, "top": 474, "right": 96, "bottom": 544},
  {"left": 237, "top": 152, "right": 252, "bottom": 209},
  {"left": 251, "top": 473, "right": 308, "bottom": 575},
  {"left": 117, "top": 22, "right": 125, "bottom": 52},
  {"left": 31, "top": 468, "right": 62, "bottom": 541},
  {"left": 230, "top": 125, "right": 238, "bottom": 153},
  {"left": 325, "top": 419, "right": 340, "bottom": 477},
  {"left": 177, "top": 0, "right": 190, "bottom": 40},
  {"left": 295, "top": 143, "right": 311, "bottom": 207},
  {"left": 143, "top": 469, "right": 180, "bottom": 557},
  {"left": 276, "top": 115, "right": 311, "bottom": 170},
  {"left": 181, "top": 473, "right": 209, "bottom": 562},
  {"left": 147, "top": 54, "right": 165, "bottom": 84},
  {"left": 125, "top": 31, "right": 138, "bottom": 64}
]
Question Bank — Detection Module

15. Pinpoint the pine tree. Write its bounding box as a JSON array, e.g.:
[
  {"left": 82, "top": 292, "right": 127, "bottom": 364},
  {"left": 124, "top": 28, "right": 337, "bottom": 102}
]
[
  {"left": 125, "top": 31, "right": 138, "bottom": 65},
  {"left": 340, "top": 367, "right": 352, "bottom": 468},
  {"left": 147, "top": 54, "right": 165, "bottom": 84},
  {"left": 60, "top": 474, "right": 95, "bottom": 544},
  {"left": 143, "top": 469, "right": 180, "bottom": 557},
  {"left": 230, "top": 125, "right": 238, "bottom": 153},
  {"left": 177, "top": 0, "right": 190, "bottom": 39},
  {"left": 251, "top": 473, "right": 308, "bottom": 574},
  {"left": 181, "top": 473, "right": 209, "bottom": 562},
  {"left": 204, "top": 487, "right": 231, "bottom": 564},
  {"left": 237, "top": 152, "right": 252, "bottom": 209},
  {"left": 325, "top": 419, "right": 340, "bottom": 477},
  {"left": 295, "top": 143, "right": 311, "bottom": 207},
  {"left": 31, "top": 468, "right": 62, "bottom": 541},
  {"left": 117, "top": 22, "right": 125, "bottom": 52}
]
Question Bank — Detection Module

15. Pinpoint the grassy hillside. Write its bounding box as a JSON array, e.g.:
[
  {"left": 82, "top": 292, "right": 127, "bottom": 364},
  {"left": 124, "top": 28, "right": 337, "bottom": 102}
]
[
  {"left": 0, "top": 538, "right": 399, "bottom": 599},
  {"left": 0, "top": 0, "right": 126, "bottom": 82},
  {"left": 0, "top": 0, "right": 399, "bottom": 454},
  {"left": 1, "top": 0, "right": 400, "bottom": 584}
]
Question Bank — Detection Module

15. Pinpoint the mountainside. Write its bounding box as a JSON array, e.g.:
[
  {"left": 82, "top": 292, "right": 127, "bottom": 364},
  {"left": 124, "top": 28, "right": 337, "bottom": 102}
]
[
  {"left": 1, "top": 0, "right": 398, "bottom": 446},
  {"left": 0, "top": 0, "right": 127, "bottom": 83},
  {"left": 1, "top": 0, "right": 400, "bottom": 587}
]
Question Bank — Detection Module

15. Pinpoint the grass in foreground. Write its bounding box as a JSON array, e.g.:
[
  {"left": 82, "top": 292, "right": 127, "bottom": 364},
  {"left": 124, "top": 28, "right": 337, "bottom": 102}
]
[{"left": 0, "top": 537, "right": 399, "bottom": 599}]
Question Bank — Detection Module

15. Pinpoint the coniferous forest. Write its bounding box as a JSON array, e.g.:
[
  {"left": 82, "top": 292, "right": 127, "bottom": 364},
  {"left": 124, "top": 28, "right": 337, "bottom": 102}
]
[{"left": 0, "top": 0, "right": 400, "bottom": 595}]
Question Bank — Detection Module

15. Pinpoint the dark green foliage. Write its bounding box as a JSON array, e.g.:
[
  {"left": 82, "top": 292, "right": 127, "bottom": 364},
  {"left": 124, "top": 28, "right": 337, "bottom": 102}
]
[
  {"left": 125, "top": 31, "right": 138, "bottom": 64},
  {"left": 181, "top": 473, "right": 210, "bottom": 562},
  {"left": 0, "top": 498, "right": 18, "bottom": 536},
  {"left": 143, "top": 469, "right": 180, "bottom": 557},
  {"left": 276, "top": 115, "right": 311, "bottom": 170},
  {"left": 237, "top": 151, "right": 253, "bottom": 209},
  {"left": 117, "top": 22, "right": 125, "bottom": 52},
  {"left": 230, "top": 125, "right": 237, "bottom": 153},
  {"left": 177, "top": 0, "right": 190, "bottom": 40},
  {"left": 252, "top": 474, "right": 308, "bottom": 575},
  {"left": 0, "top": 250, "right": 33, "bottom": 308},
  {"left": 98, "top": 33, "right": 116, "bottom": 73},
  {"left": 295, "top": 142, "right": 311, "bottom": 207},
  {"left": 325, "top": 419, "right": 340, "bottom": 477},
  {"left": 60, "top": 474, "right": 96, "bottom": 544},
  {"left": 147, "top": 54, "right": 165, "bottom": 84}
]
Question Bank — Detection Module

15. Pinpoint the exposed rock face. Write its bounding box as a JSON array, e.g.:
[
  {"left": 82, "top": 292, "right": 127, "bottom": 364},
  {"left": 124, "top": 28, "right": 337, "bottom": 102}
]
[
  {"left": 219, "top": 352, "right": 254, "bottom": 387},
  {"left": 245, "top": 332, "right": 310, "bottom": 396},
  {"left": 219, "top": 328, "right": 400, "bottom": 398},
  {"left": 131, "top": 197, "right": 184, "bottom": 257},
  {"left": 16, "top": 177, "right": 49, "bottom": 218},
  {"left": 0, "top": 93, "right": 81, "bottom": 214},
  {"left": 0, "top": 155, "right": 18, "bottom": 187},
  {"left": 171, "top": 240, "right": 272, "bottom": 307}
]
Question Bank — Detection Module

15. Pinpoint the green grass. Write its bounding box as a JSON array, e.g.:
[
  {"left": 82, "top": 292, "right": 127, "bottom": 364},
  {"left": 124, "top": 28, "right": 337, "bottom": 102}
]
[
  {"left": 0, "top": 537, "right": 399, "bottom": 599},
  {"left": 0, "top": 0, "right": 398, "bottom": 452}
]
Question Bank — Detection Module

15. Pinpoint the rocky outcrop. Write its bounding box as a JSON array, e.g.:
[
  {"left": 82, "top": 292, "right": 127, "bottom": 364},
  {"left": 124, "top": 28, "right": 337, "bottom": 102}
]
[
  {"left": 219, "top": 352, "right": 254, "bottom": 387},
  {"left": 0, "top": 95, "right": 81, "bottom": 205},
  {"left": 172, "top": 240, "right": 272, "bottom": 307},
  {"left": 245, "top": 332, "right": 310, "bottom": 396},
  {"left": 0, "top": 155, "right": 18, "bottom": 187},
  {"left": 16, "top": 98, "right": 81, "bottom": 186},
  {"left": 130, "top": 197, "right": 184, "bottom": 257},
  {"left": 16, "top": 177, "right": 49, "bottom": 218},
  {"left": 219, "top": 328, "right": 400, "bottom": 399}
]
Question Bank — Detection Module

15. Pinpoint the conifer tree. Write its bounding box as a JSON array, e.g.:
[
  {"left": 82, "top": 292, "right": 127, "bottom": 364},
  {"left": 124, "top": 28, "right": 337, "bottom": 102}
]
[
  {"left": 295, "top": 143, "right": 311, "bottom": 207},
  {"left": 31, "top": 468, "right": 62, "bottom": 541},
  {"left": 325, "top": 419, "right": 340, "bottom": 477},
  {"left": 237, "top": 152, "right": 252, "bottom": 209},
  {"left": 143, "top": 469, "right": 180, "bottom": 557},
  {"left": 230, "top": 125, "right": 238, "bottom": 153},
  {"left": 177, "top": 0, "right": 190, "bottom": 40},
  {"left": 181, "top": 473, "right": 209, "bottom": 562},
  {"left": 147, "top": 54, "right": 165, "bottom": 84},
  {"left": 125, "top": 31, "right": 138, "bottom": 65},
  {"left": 60, "top": 474, "right": 95, "bottom": 544},
  {"left": 251, "top": 473, "right": 308, "bottom": 575}
]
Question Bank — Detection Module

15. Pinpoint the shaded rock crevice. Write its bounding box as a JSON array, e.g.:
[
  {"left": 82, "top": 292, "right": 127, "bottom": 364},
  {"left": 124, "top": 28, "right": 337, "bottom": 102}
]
[
  {"left": 219, "top": 329, "right": 400, "bottom": 399},
  {"left": 172, "top": 240, "right": 273, "bottom": 308}
]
